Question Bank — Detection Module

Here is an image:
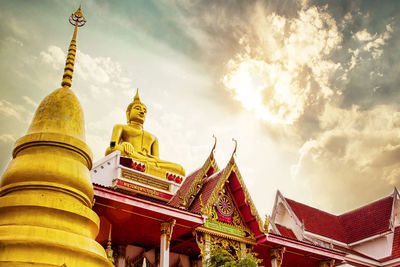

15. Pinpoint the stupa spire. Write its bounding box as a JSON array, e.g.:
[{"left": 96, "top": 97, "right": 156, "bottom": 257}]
[
  {"left": 0, "top": 6, "right": 112, "bottom": 267},
  {"left": 61, "top": 5, "right": 87, "bottom": 88}
]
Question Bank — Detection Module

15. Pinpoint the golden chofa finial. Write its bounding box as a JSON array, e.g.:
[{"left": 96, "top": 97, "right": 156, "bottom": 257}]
[
  {"left": 229, "top": 138, "right": 237, "bottom": 164},
  {"left": 232, "top": 138, "right": 237, "bottom": 156},
  {"left": 61, "top": 5, "right": 87, "bottom": 88}
]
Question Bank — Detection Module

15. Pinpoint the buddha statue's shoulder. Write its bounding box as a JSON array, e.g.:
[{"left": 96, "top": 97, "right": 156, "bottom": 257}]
[
  {"left": 142, "top": 130, "right": 157, "bottom": 142},
  {"left": 112, "top": 124, "right": 127, "bottom": 130}
]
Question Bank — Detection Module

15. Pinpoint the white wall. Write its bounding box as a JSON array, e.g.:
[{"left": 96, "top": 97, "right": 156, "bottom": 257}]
[{"left": 352, "top": 233, "right": 393, "bottom": 260}]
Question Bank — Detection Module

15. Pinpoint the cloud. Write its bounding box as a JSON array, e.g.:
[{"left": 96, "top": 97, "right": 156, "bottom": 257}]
[
  {"left": 355, "top": 29, "right": 375, "bottom": 41},
  {"left": 293, "top": 104, "right": 400, "bottom": 212},
  {"left": 76, "top": 51, "right": 122, "bottom": 84},
  {"left": 0, "top": 134, "right": 16, "bottom": 144},
  {"left": 23, "top": 96, "right": 38, "bottom": 108},
  {"left": 5, "top": 36, "right": 23, "bottom": 47},
  {"left": 177, "top": 0, "right": 400, "bottom": 213},
  {"left": 0, "top": 99, "right": 28, "bottom": 122},
  {"left": 222, "top": 4, "right": 341, "bottom": 124},
  {"left": 40, "top": 45, "right": 65, "bottom": 70},
  {"left": 355, "top": 25, "right": 393, "bottom": 59}
]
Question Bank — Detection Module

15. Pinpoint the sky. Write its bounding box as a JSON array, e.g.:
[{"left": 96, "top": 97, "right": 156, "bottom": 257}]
[{"left": 1, "top": 0, "right": 400, "bottom": 216}]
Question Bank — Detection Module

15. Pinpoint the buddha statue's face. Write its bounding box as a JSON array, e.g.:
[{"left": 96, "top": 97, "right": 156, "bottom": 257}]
[{"left": 129, "top": 103, "right": 147, "bottom": 124}]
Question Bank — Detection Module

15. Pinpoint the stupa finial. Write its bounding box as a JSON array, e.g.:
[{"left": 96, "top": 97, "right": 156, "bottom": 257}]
[{"left": 61, "top": 5, "right": 87, "bottom": 88}]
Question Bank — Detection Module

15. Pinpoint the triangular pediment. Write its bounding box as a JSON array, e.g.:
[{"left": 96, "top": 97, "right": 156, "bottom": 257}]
[
  {"left": 198, "top": 157, "right": 266, "bottom": 241},
  {"left": 204, "top": 184, "right": 255, "bottom": 240}
]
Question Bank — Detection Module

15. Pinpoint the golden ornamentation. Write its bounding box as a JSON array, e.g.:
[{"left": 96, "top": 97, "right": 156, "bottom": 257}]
[
  {"left": 210, "top": 235, "right": 240, "bottom": 255},
  {"left": 264, "top": 215, "right": 269, "bottom": 232},
  {"left": 0, "top": 6, "right": 112, "bottom": 267},
  {"left": 61, "top": 5, "right": 86, "bottom": 89},
  {"left": 217, "top": 194, "right": 233, "bottom": 216},
  {"left": 208, "top": 190, "right": 254, "bottom": 240},
  {"left": 194, "top": 231, "right": 205, "bottom": 256},
  {"left": 196, "top": 227, "right": 257, "bottom": 245},
  {"left": 106, "top": 89, "right": 186, "bottom": 178},
  {"left": 160, "top": 219, "right": 176, "bottom": 250},
  {"left": 270, "top": 247, "right": 285, "bottom": 267},
  {"left": 319, "top": 260, "right": 335, "bottom": 267},
  {"left": 106, "top": 224, "right": 115, "bottom": 263},
  {"left": 199, "top": 193, "right": 205, "bottom": 214}
]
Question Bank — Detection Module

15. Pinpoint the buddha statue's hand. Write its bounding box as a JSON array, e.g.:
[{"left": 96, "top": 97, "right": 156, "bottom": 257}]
[{"left": 121, "top": 142, "right": 135, "bottom": 156}]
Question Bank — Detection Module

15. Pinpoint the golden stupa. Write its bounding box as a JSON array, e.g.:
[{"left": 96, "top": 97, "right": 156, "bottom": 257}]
[{"left": 0, "top": 6, "right": 112, "bottom": 267}]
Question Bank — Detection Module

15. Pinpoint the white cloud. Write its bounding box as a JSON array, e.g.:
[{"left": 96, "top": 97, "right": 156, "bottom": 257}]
[
  {"left": 292, "top": 104, "right": 400, "bottom": 212},
  {"left": 355, "top": 29, "right": 375, "bottom": 41},
  {"left": 23, "top": 96, "right": 38, "bottom": 108},
  {"left": 223, "top": 4, "right": 341, "bottom": 124},
  {"left": 40, "top": 45, "right": 65, "bottom": 70},
  {"left": 76, "top": 51, "right": 122, "bottom": 84},
  {"left": 0, "top": 99, "right": 27, "bottom": 122},
  {"left": 0, "top": 134, "right": 16, "bottom": 144},
  {"left": 355, "top": 24, "right": 393, "bottom": 59}
]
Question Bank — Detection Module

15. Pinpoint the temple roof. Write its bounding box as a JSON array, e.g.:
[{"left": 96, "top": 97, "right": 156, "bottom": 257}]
[
  {"left": 169, "top": 142, "right": 219, "bottom": 210},
  {"left": 285, "top": 194, "right": 394, "bottom": 243},
  {"left": 275, "top": 224, "right": 297, "bottom": 240}
]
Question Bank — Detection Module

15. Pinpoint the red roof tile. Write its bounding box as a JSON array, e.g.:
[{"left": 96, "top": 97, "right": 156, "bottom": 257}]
[
  {"left": 285, "top": 195, "right": 394, "bottom": 244},
  {"left": 286, "top": 198, "right": 347, "bottom": 242},
  {"left": 339, "top": 196, "right": 393, "bottom": 243},
  {"left": 189, "top": 170, "right": 224, "bottom": 214},
  {"left": 169, "top": 168, "right": 202, "bottom": 207},
  {"left": 276, "top": 224, "right": 297, "bottom": 240}
]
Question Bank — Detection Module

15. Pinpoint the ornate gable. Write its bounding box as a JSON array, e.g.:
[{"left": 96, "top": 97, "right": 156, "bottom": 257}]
[
  {"left": 204, "top": 185, "right": 255, "bottom": 240},
  {"left": 196, "top": 152, "right": 266, "bottom": 245}
]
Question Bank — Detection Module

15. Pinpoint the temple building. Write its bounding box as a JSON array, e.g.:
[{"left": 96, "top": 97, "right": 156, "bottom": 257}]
[{"left": 0, "top": 6, "right": 399, "bottom": 267}]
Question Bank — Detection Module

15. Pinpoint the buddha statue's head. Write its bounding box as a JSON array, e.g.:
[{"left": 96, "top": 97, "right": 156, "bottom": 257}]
[{"left": 126, "top": 90, "right": 147, "bottom": 125}]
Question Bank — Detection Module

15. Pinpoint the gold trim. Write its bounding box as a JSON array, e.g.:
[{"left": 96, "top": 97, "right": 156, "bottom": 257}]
[{"left": 196, "top": 227, "right": 256, "bottom": 245}]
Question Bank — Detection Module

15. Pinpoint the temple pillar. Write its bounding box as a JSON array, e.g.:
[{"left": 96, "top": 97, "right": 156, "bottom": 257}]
[
  {"left": 239, "top": 242, "right": 247, "bottom": 257},
  {"left": 270, "top": 247, "right": 285, "bottom": 267},
  {"left": 202, "top": 233, "right": 211, "bottom": 267},
  {"left": 319, "top": 259, "right": 335, "bottom": 267},
  {"left": 116, "top": 245, "right": 126, "bottom": 267},
  {"left": 160, "top": 220, "right": 175, "bottom": 267}
]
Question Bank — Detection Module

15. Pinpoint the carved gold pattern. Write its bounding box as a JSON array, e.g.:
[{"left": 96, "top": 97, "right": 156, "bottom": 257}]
[
  {"left": 270, "top": 247, "right": 285, "bottom": 266},
  {"left": 217, "top": 194, "right": 233, "bottom": 216},
  {"left": 210, "top": 235, "right": 240, "bottom": 255},
  {"left": 208, "top": 188, "right": 255, "bottom": 240},
  {"left": 319, "top": 260, "right": 335, "bottom": 267},
  {"left": 194, "top": 231, "right": 205, "bottom": 256},
  {"left": 196, "top": 227, "right": 257, "bottom": 245},
  {"left": 202, "top": 155, "right": 264, "bottom": 234},
  {"left": 160, "top": 219, "right": 176, "bottom": 250}
]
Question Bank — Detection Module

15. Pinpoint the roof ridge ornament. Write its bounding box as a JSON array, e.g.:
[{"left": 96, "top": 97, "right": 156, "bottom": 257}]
[
  {"left": 61, "top": 5, "right": 86, "bottom": 89},
  {"left": 210, "top": 134, "right": 217, "bottom": 160},
  {"left": 229, "top": 138, "right": 237, "bottom": 164}
]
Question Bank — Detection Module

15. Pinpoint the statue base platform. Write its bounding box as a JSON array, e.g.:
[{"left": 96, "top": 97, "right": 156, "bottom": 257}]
[{"left": 91, "top": 151, "right": 185, "bottom": 202}]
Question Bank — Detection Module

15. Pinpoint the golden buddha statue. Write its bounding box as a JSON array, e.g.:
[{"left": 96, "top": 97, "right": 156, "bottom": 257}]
[{"left": 106, "top": 90, "right": 185, "bottom": 177}]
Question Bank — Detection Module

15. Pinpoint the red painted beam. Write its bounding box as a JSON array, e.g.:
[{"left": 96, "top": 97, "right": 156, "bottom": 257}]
[
  {"left": 258, "top": 234, "right": 345, "bottom": 261},
  {"left": 94, "top": 185, "right": 204, "bottom": 226}
]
